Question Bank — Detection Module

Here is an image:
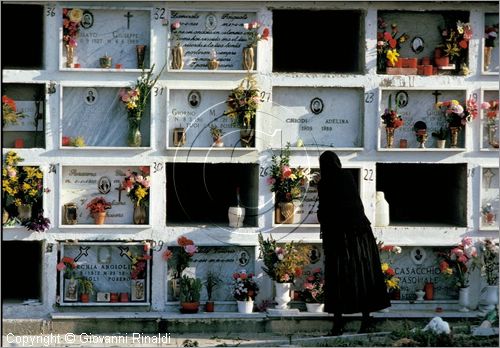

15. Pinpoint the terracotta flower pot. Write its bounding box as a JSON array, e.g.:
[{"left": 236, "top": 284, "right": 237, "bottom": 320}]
[
  {"left": 434, "top": 56, "right": 449, "bottom": 67},
  {"left": 80, "top": 293, "right": 90, "bottom": 303},
  {"left": 180, "top": 302, "right": 199, "bottom": 313},
  {"left": 205, "top": 301, "right": 215, "bottom": 312},
  {"left": 94, "top": 212, "right": 106, "bottom": 225}
]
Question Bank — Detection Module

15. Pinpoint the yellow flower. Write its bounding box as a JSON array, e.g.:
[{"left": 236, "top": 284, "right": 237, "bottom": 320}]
[
  {"left": 386, "top": 279, "right": 399, "bottom": 289},
  {"left": 386, "top": 49, "right": 400, "bottom": 66},
  {"left": 134, "top": 186, "right": 148, "bottom": 205},
  {"left": 127, "top": 102, "right": 137, "bottom": 110},
  {"left": 14, "top": 198, "right": 22, "bottom": 207},
  {"left": 22, "top": 182, "right": 31, "bottom": 191},
  {"left": 71, "top": 136, "right": 86, "bottom": 147},
  {"left": 381, "top": 263, "right": 389, "bottom": 272},
  {"left": 68, "top": 9, "right": 83, "bottom": 23},
  {"left": 29, "top": 189, "right": 38, "bottom": 197}
]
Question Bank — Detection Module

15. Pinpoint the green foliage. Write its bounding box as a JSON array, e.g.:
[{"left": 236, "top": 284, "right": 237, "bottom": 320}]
[
  {"left": 179, "top": 275, "right": 202, "bottom": 303},
  {"left": 432, "top": 127, "right": 448, "bottom": 140},
  {"left": 78, "top": 277, "right": 94, "bottom": 294},
  {"left": 204, "top": 271, "right": 222, "bottom": 301}
]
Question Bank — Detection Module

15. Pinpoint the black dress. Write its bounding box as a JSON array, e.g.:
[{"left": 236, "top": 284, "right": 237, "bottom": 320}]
[{"left": 318, "top": 151, "right": 390, "bottom": 314}]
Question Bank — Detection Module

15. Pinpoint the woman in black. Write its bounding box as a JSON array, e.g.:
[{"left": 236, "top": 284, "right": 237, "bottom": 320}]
[{"left": 318, "top": 151, "right": 390, "bottom": 335}]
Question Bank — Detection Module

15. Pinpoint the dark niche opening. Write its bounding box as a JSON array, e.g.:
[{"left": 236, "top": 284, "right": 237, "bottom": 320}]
[
  {"left": 167, "top": 163, "right": 259, "bottom": 226},
  {"left": 272, "top": 10, "right": 363, "bottom": 73},
  {"left": 376, "top": 163, "right": 467, "bottom": 226},
  {"left": 2, "top": 83, "right": 46, "bottom": 149},
  {"left": 2, "top": 241, "right": 42, "bottom": 302},
  {"left": 1, "top": 4, "right": 44, "bottom": 69}
]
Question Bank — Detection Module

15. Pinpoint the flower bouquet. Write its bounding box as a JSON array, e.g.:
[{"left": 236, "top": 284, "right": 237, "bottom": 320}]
[
  {"left": 481, "top": 99, "right": 499, "bottom": 148},
  {"left": 86, "top": 197, "right": 111, "bottom": 224},
  {"left": 381, "top": 262, "right": 400, "bottom": 292},
  {"left": 438, "top": 237, "right": 478, "bottom": 289},
  {"left": 119, "top": 65, "right": 163, "bottom": 146},
  {"left": 381, "top": 94, "right": 403, "bottom": 148},
  {"left": 241, "top": 21, "right": 269, "bottom": 70},
  {"left": 2, "top": 95, "right": 27, "bottom": 127},
  {"left": 232, "top": 271, "right": 259, "bottom": 301},
  {"left": 162, "top": 236, "right": 198, "bottom": 278},
  {"left": 224, "top": 74, "right": 260, "bottom": 147},
  {"left": 479, "top": 239, "right": 499, "bottom": 286},
  {"left": 267, "top": 143, "right": 309, "bottom": 223},
  {"left": 129, "top": 250, "right": 152, "bottom": 280},
  {"left": 437, "top": 20, "right": 472, "bottom": 67},
  {"left": 258, "top": 233, "right": 311, "bottom": 283},
  {"left": 302, "top": 268, "right": 325, "bottom": 304},
  {"left": 376, "top": 18, "right": 409, "bottom": 72},
  {"left": 62, "top": 8, "right": 83, "bottom": 67},
  {"left": 56, "top": 256, "right": 79, "bottom": 279},
  {"left": 435, "top": 98, "right": 477, "bottom": 147},
  {"left": 121, "top": 167, "right": 150, "bottom": 224}
]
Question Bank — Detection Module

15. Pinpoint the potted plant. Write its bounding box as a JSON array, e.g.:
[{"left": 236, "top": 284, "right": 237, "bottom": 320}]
[
  {"left": 78, "top": 277, "right": 94, "bottom": 303},
  {"left": 258, "top": 233, "right": 311, "bottom": 310},
  {"left": 204, "top": 271, "right": 221, "bottom": 312},
  {"left": 267, "top": 143, "right": 309, "bottom": 224},
  {"left": 121, "top": 167, "right": 150, "bottom": 224},
  {"left": 179, "top": 275, "right": 203, "bottom": 313},
  {"left": 431, "top": 127, "right": 448, "bottom": 148},
  {"left": 209, "top": 124, "right": 224, "bottom": 147},
  {"left": 85, "top": 196, "right": 111, "bottom": 224},
  {"left": 302, "top": 268, "right": 325, "bottom": 312},
  {"left": 163, "top": 236, "right": 198, "bottom": 300},
  {"left": 231, "top": 271, "right": 259, "bottom": 313}
]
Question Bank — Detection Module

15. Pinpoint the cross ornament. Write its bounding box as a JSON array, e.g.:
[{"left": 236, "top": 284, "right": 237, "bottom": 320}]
[
  {"left": 74, "top": 246, "right": 91, "bottom": 262},
  {"left": 124, "top": 12, "right": 133, "bottom": 29},
  {"left": 432, "top": 90, "right": 442, "bottom": 104},
  {"left": 115, "top": 184, "right": 125, "bottom": 202}
]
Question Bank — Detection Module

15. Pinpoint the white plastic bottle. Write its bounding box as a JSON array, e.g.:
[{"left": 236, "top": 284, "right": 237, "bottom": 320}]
[{"left": 375, "top": 191, "right": 390, "bottom": 227}]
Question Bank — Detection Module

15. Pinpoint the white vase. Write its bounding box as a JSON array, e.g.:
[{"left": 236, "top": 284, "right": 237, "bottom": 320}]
[
  {"left": 415, "top": 290, "right": 425, "bottom": 301},
  {"left": 479, "top": 285, "right": 499, "bottom": 312},
  {"left": 274, "top": 282, "right": 291, "bottom": 310},
  {"left": 237, "top": 300, "right": 253, "bottom": 313},
  {"left": 305, "top": 303, "right": 324, "bottom": 313},
  {"left": 458, "top": 286, "right": 471, "bottom": 312},
  {"left": 436, "top": 139, "right": 446, "bottom": 149},
  {"left": 228, "top": 207, "right": 245, "bottom": 228},
  {"left": 375, "top": 191, "right": 390, "bottom": 227}
]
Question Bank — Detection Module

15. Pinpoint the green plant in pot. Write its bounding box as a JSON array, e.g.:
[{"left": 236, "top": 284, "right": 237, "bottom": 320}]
[
  {"left": 431, "top": 127, "right": 448, "bottom": 148},
  {"left": 78, "top": 277, "right": 94, "bottom": 303},
  {"left": 204, "top": 271, "right": 221, "bottom": 312},
  {"left": 179, "top": 275, "right": 202, "bottom": 313}
]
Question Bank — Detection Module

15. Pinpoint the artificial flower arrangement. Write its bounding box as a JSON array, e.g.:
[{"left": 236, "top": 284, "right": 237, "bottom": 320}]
[
  {"left": 129, "top": 243, "right": 152, "bottom": 280},
  {"left": 258, "top": 233, "right": 311, "bottom": 283},
  {"left": 170, "top": 21, "right": 181, "bottom": 47},
  {"left": 481, "top": 99, "right": 499, "bottom": 125},
  {"left": 162, "top": 236, "right": 198, "bottom": 278},
  {"left": 376, "top": 18, "right": 409, "bottom": 71},
  {"left": 231, "top": 271, "right": 260, "bottom": 301},
  {"left": 56, "top": 256, "right": 79, "bottom": 279},
  {"left": 2, "top": 95, "right": 27, "bottom": 127},
  {"left": 224, "top": 74, "right": 260, "bottom": 130},
  {"left": 479, "top": 239, "right": 499, "bottom": 286},
  {"left": 380, "top": 94, "right": 404, "bottom": 129},
  {"left": 86, "top": 197, "right": 111, "bottom": 215},
  {"left": 435, "top": 98, "right": 477, "bottom": 129},
  {"left": 381, "top": 262, "right": 400, "bottom": 291},
  {"left": 121, "top": 167, "right": 150, "bottom": 207},
  {"left": 62, "top": 135, "right": 86, "bottom": 147},
  {"left": 302, "top": 268, "right": 325, "bottom": 303},
  {"left": 243, "top": 21, "right": 270, "bottom": 48},
  {"left": 63, "top": 8, "right": 83, "bottom": 48},
  {"left": 481, "top": 203, "right": 496, "bottom": 225},
  {"left": 437, "top": 20, "right": 472, "bottom": 64},
  {"left": 438, "top": 237, "right": 478, "bottom": 289},
  {"left": 267, "top": 142, "right": 309, "bottom": 203},
  {"left": 119, "top": 64, "right": 164, "bottom": 146},
  {"left": 2, "top": 151, "right": 50, "bottom": 232}
]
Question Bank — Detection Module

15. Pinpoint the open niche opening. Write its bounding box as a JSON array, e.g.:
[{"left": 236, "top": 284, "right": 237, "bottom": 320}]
[
  {"left": 273, "top": 10, "right": 363, "bottom": 73},
  {"left": 2, "top": 241, "right": 42, "bottom": 302},
  {"left": 1, "top": 4, "right": 44, "bottom": 69},
  {"left": 376, "top": 163, "right": 467, "bottom": 226},
  {"left": 167, "top": 163, "right": 259, "bottom": 226}
]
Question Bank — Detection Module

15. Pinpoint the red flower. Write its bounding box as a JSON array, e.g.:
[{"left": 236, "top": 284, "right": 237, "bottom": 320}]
[
  {"left": 139, "top": 166, "right": 150, "bottom": 175},
  {"left": 162, "top": 249, "right": 173, "bottom": 261},
  {"left": 294, "top": 268, "right": 303, "bottom": 277},
  {"left": 233, "top": 272, "right": 240, "bottom": 279},
  {"left": 386, "top": 268, "right": 395, "bottom": 276},
  {"left": 459, "top": 40, "right": 468, "bottom": 49},
  {"left": 177, "top": 236, "right": 194, "bottom": 247},
  {"left": 240, "top": 273, "right": 247, "bottom": 280},
  {"left": 439, "top": 260, "right": 449, "bottom": 271},
  {"left": 56, "top": 262, "right": 66, "bottom": 271},
  {"left": 389, "top": 39, "right": 397, "bottom": 48},
  {"left": 2, "top": 95, "right": 16, "bottom": 111},
  {"left": 262, "top": 28, "right": 270, "bottom": 40},
  {"left": 62, "top": 257, "right": 74, "bottom": 264},
  {"left": 62, "top": 136, "right": 71, "bottom": 146},
  {"left": 383, "top": 32, "right": 392, "bottom": 41}
]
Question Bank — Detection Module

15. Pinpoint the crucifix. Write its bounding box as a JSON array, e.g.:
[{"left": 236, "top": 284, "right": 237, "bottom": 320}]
[
  {"left": 124, "top": 12, "right": 133, "bottom": 29},
  {"left": 115, "top": 184, "right": 125, "bottom": 202},
  {"left": 432, "top": 90, "right": 442, "bottom": 104},
  {"left": 118, "top": 246, "right": 133, "bottom": 261},
  {"left": 74, "top": 246, "right": 91, "bottom": 262}
]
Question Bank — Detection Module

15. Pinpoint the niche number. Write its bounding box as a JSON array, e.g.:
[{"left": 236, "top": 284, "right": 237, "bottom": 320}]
[
  {"left": 153, "top": 162, "right": 164, "bottom": 173},
  {"left": 365, "top": 93, "right": 374, "bottom": 104},
  {"left": 260, "top": 166, "right": 270, "bottom": 177},
  {"left": 46, "top": 7, "right": 56, "bottom": 17},
  {"left": 154, "top": 87, "right": 164, "bottom": 96},
  {"left": 363, "top": 169, "right": 374, "bottom": 181},
  {"left": 260, "top": 91, "right": 271, "bottom": 103},
  {"left": 154, "top": 8, "right": 166, "bottom": 20},
  {"left": 49, "top": 164, "right": 57, "bottom": 174}
]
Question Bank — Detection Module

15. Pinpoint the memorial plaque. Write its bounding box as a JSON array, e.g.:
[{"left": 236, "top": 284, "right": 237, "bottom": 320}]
[
  {"left": 62, "top": 87, "right": 150, "bottom": 147},
  {"left": 170, "top": 246, "right": 255, "bottom": 301},
  {"left": 61, "top": 166, "right": 145, "bottom": 225},
  {"left": 2, "top": 101, "right": 41, "bottom": 132},
  {"left": 380, "top": 247, "right": 456, "bottom": 300},
  {"left": 169, "top": 11, "right": 256, "bottom": 70},
  {"left": 60, "top": 243, "right": 149, "bottom": 304},
  {"left": 168, "top": 89, "right": 241, "bottom": 147},
  {"left": 271, "top": 87, "right": 363, "bottom": 148},
  {"left": 293, "top": 169, "right": 320, "bottom": 224},
  {"left": 63, "top": 9, "right": 150, "bottom": 69},
  {"left": 380, "top": 90, "right": 466, "bottom": 148},
  {"left": 481, "top": 167, "right": 499, "bottom": 229}
]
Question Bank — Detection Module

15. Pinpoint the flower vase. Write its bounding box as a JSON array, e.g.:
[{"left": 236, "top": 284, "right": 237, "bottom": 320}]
[
  {"left": 484, "top": 46, "right": 493, "bottom": 70},
  {"left": 2, "top": 208, "right": 9, "bottom": 224},
  {"left": 436, "top": 139, "right": 446, "bottom": 149},
  {"left": 94, "top": 212, "right": 106, "bottom": 225},
  {"left": 240, "top": 127, "right": 255, "bottom": 147},
  {"left": 306, "top": 303, "right": 324, "bottom": 313},
  {"left": 136, "top": 45, "right": 146, "bottom": 69},
  {"left": 487, "top": 124, "right": 498, "bottom": 148},
  {"left": 171, "top": 45, "right": 184, "bottom": 70},
  {"left": 242, "top": 46, "right": 255, "bottom": 71},
  {"left": 278, "top": 202, "right": 295, "bottom": 224},
  {"left": 479, "top": 285, "right": 499, "bottom": 312},
  {"left": 17, "top": 204, "right": 32, "bottom": 222},
  {"left": 237, "top": 300, "right": 254, "bottom": 313},
  {"left": 449, "top": 127, "right": 460, "bottom": 148},
  {"left": 127, "top": 117, "right": 142, "bottom": 147},
  {"left": 228, "top": 206, "right": 245, "bottom": 228},
  {"left": 65, "top": 44, "right": 75, "bottom": 68},
  {"left": 417, "top": 132, "right": 428, "bottom": 148},
  {"left": 458, "top": 286, "right": 471, "bottom": 312},
  {"left": 274, "top": 282, "right": 292, "bottom": 310},
  {"left": 133, "top": 205, "right": 147, "bottom": 224},
  {"left": 385, "top": 127, "right": 395, "bottom": 148}
]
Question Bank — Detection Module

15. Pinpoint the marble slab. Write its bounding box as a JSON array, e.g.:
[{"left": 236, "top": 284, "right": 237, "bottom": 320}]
[
  {"left": 480, "top": 167, "right": 499, "bottom": 229},
  {"left": 62, "top": 87, "right": 150, "bottom": 147},
  {"left": 169, "top": 11, "right": 256, "bottom": 70},
  {"left": 63, "top": 9, "right": 150, "bottom": 69},
  {"left": 271, "top": 87, "right": 363, "bottom": 148}
]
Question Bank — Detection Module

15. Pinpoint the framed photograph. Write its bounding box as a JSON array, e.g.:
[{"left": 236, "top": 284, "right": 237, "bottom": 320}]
[
  {"left": 64, "top": 278, "right": 79, "bottom": 302},
  {"left": 131, "top": 279, "right": 145, "bottom": 301}
]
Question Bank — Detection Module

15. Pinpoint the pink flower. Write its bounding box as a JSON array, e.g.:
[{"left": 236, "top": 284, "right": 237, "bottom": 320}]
[
  {"left": 56, "top": 262, "right": 66, "bottom": 271},
  {"left": 312, "top": 267, "right": 322, "bottom": 274},
  {"left": 162, "top": 249, "right": 172, "bottom": 261},
  {"left": 184, "top": 244, "right": 197, "bottom": 255},
  {"left": 307, "top": 276, "right": 315, "bottom": 282},
  {"left": 481, "top": 102, "right": 491, "bottom": 110},
  {"left": 282, "top": 166, "right": 292, "bottom": 178},
  {"left": 233, "top": 272, "right": 240, "bottom": 279},
  {"left": 267, "top": 177, "right": 276, "bottom": 185},
  {"left": 462, "top": 237, "right": 473, "bottom": 246},
  {"left": 243, "top": 23, "right": 250, "bottom": 30},
  {"left": 69, "top": 38, "right": 77, "bottom": 47},
  {"left": 458, "top": 255, "right": 468, "bottom": 264},
  {"left": 171, "top": 21, "right": 180, "bottom": 30},
  {"left": 261, "top": 28, "right": 270, "bottom": 40},
  {"left": 304, "top": 282, "right": 314, "bottom": 290}
]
